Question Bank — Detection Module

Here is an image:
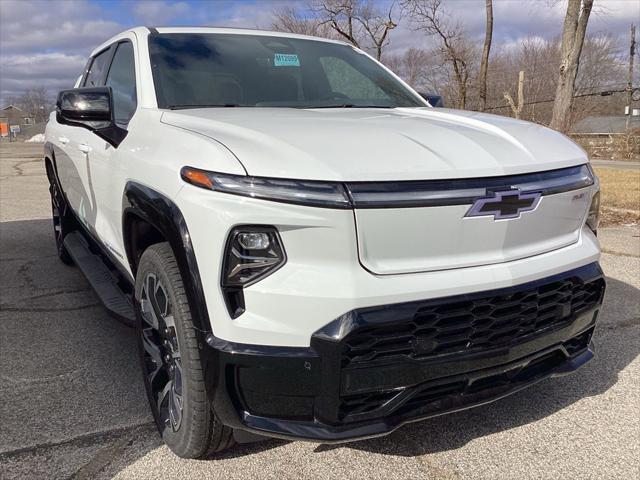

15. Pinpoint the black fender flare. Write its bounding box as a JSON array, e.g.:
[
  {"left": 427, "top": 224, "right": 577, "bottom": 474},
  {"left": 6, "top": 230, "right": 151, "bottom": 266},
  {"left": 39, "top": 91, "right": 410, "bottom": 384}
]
[
  {"left": 43, "top": 141, "right": 58, "bottom": 182},
  {"left": 122, "top": 182, "right": 231, "bottom": 424},
  {"left": 43, "top": 141, "right": 78, "bottom": 238},
  {"left": 122, "top": 182, "right": 212, "bottom": 337}
]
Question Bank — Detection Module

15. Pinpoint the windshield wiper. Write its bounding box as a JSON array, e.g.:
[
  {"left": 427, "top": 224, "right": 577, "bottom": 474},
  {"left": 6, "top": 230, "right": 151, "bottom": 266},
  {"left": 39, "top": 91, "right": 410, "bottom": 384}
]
[{"left": 168, "top": 104, "right": 240, "bottom": 110}]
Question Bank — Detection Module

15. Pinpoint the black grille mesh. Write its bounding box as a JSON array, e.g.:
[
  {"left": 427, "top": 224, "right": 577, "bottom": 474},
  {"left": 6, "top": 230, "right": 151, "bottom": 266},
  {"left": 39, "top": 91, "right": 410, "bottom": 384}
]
[{"left": 342, "top": 277, "right": 604, "bottom": 367}]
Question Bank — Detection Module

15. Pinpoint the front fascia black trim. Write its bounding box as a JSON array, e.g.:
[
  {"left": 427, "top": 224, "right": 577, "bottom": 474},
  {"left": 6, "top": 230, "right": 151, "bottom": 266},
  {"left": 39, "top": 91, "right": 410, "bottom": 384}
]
[
  {"left": 314, "top": 262, "right": 604, "bottom": 343},
  {"left": 240, "top": 345, "right": 594, "bottom": 443},
  {"left": 205, "top": 262, "right": 604, "bottom": 442},
  {"left": 205, "top": 333, "right": 316, "bottom": 358}
]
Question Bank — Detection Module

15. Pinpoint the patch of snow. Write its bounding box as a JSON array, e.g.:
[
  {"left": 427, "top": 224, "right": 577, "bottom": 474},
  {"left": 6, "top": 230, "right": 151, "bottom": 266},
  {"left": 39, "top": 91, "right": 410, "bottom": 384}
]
[{"left": 25, "top": 133, "right": 45, "bottom": 143}]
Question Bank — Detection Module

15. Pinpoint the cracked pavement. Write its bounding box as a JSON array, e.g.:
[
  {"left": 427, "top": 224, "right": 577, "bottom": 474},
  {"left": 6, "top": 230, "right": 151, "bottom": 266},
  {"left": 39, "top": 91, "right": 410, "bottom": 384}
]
[{"left": 1, "top": 142, "right": 638, "bottom": 479}]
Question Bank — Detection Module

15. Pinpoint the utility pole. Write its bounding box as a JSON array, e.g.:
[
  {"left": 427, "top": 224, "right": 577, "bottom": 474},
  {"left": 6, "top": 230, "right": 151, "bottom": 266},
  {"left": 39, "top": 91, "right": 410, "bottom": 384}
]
[
  {"left": 479, "top": 0, "right": 493, "bottom": 112},
  {"left": 626, "top": 23, "right": 636, "bottom": 132}
]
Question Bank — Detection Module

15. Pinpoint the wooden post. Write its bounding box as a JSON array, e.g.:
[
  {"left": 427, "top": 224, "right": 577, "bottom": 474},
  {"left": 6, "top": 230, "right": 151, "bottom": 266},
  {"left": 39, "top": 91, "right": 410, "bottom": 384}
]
[{"left": 504, "top": 70, "right": 525, "bottom": 119}]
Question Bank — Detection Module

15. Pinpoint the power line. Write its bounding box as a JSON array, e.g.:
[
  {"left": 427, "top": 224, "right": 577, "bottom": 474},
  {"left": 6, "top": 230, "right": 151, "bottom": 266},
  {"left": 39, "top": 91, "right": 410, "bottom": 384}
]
[{"left": 485, "top": 88, "right": 630, "bottom": 111}]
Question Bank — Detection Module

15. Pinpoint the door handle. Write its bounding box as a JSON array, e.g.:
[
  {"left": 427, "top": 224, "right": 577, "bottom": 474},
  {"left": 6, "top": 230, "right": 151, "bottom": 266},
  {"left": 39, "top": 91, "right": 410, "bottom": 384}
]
[
  {"left": 78, "top": 143, "right": 92, "bottom": 154},
  {"left": 58, "top": 137, "right": 69, "bottom": 145}
]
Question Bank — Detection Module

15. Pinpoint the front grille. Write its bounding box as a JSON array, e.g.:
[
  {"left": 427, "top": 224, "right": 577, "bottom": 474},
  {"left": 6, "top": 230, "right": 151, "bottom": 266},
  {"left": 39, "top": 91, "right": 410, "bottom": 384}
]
[{"left": 342, "top": 277, "right": 604, "bottom": 367}]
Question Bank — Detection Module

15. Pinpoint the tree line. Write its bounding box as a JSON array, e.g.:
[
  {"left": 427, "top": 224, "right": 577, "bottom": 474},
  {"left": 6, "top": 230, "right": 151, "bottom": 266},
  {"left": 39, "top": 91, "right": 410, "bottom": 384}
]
[
  {"left": 5, "top": 1, "right": 632, "bottom": 136},
  {"left": 272, "top": 0, "right": 631, "bottom": 133}
]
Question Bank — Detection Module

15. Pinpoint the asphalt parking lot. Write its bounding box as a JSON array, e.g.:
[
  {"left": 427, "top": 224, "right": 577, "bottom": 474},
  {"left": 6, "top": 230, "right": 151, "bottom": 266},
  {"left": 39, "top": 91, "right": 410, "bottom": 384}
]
[{"left": 0, "top": 142, "right": 638, "bottom": 479}]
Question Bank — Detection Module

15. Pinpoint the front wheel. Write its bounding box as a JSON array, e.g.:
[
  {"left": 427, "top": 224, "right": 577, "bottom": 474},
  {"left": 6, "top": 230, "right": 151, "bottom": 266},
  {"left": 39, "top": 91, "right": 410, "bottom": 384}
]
[{"left": 135, "top": 242, "right": 235, "bottom": 458}]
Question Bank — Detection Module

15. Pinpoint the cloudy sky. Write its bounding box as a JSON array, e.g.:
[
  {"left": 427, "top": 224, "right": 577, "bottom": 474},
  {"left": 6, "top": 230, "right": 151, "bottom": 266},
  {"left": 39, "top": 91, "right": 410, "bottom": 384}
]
[{"left": 0, "top": 0, "right": 637, "bottom": 104}]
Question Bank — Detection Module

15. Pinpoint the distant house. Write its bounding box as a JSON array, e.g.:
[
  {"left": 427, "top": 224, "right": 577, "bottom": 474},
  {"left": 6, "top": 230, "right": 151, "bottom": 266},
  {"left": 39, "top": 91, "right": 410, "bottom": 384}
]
[
  {"left": 572, "top": 115, "right": 640, "bottom": 135},
  {"left": 571, "top": 115, "right": 640, "bottom": 159},
  {"left": 0, "top": 105, "right": 36, "bottom": 137}
]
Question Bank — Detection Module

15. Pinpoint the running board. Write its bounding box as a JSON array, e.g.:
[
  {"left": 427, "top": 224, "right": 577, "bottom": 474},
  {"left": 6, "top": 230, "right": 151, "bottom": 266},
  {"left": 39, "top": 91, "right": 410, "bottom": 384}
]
[{"left": 63, "top": 231, "right": 135, "bottom": 326}]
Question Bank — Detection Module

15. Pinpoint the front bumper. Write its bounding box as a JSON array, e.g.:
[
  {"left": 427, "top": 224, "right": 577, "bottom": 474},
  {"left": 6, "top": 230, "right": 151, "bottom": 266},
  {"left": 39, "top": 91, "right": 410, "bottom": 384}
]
[{"left": 205, "top": 262, "right": 605, "bottom": 443}]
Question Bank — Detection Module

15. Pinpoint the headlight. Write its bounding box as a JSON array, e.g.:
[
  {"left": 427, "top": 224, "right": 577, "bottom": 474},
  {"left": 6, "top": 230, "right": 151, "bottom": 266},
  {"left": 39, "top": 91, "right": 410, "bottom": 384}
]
[
  {"left": 221, "top": 226, "right": 286, "bottom": 318},
  {"left": 586, "top": 190, "right": 600, "bottom": 234},
  {"left": 181, "top": 166, "right": 351, "bottom": 209}
]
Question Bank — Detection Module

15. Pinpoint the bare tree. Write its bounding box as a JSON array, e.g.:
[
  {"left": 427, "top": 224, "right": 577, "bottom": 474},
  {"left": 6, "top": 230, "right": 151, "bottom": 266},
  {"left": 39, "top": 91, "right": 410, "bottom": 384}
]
[
  {"left": 402, "top": 0, "right": 475, "bottom": 109},
  {"left": 352, "top": 1, "right": 397, "bottom": 60},
  {"left": 273, "top": 2, "right": 397, "bottom": 60},
  {"left": 383, "top": 47, "right": 444, "bottom": 92},
  {"left": 479, "top": 0, "right": 493, "bottom": 111},
  {"left": 486, "top": 34, "right": 625, "bottom": 125},
  {"left": 6, "top": 87, "right": 53, "bottom": 123},
  {"left": 550, "top": 0, "right": 594, "bottom": 133},
  {"left": 576, "top": 35, "right": 624, "bottom": 92},
  {"left": 316, "top": 0, "right": 361, "bottom": 46},
  {"left": 314, "top": 0, "right": 397, "bottom": 60},
  {"left": 272, "top": 6, "right": 336, "bottom": 38}
]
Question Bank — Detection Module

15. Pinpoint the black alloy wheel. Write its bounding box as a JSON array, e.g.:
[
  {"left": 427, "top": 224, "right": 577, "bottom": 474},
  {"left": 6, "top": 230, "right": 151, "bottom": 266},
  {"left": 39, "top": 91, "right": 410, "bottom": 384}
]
[
  {"left": 140, "top": 272, "right": 184, "bottom": 431},
  {"left": 135, "top": 243, "right": 234, "bottom": 458}
]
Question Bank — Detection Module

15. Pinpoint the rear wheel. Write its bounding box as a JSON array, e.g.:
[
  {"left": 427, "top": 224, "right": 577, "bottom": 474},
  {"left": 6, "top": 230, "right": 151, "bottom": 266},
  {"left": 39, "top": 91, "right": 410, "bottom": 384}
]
[
  {"left": 46, "top": 164, "right": 73, "bottom": 265},
  {"left": 135, "top": 243, "right": 235, "bottom": 458}
]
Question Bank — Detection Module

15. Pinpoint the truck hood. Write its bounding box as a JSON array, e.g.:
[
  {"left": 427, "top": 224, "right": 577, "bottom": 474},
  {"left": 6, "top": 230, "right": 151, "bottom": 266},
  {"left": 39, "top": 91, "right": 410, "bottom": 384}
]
[{"left": 161, "top": 107, "right": 587, "bottom": 181}]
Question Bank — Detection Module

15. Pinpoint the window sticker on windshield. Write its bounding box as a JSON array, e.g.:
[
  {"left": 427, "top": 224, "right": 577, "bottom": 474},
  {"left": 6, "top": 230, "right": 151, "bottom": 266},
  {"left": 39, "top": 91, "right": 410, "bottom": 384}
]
[{"left": 274, "top": 53, "right": 300, "bottom": 67}]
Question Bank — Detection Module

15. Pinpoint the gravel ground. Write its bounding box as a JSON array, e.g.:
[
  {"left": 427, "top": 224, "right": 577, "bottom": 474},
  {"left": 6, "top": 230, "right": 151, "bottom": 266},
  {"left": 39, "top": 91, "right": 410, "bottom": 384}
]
[{"left": 1, "top": 142, "right": 638, "bottom": 479}]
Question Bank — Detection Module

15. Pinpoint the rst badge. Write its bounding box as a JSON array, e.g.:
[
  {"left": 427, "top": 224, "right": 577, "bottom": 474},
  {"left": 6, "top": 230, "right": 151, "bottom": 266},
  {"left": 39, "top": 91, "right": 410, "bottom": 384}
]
[{"left": 465, "top": 189, "right": 541, "bottom": 220}]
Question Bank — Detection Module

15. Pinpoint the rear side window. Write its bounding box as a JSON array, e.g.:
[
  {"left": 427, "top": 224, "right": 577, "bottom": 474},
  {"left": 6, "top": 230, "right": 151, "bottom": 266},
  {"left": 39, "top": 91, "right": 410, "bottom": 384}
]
[
  {"left": 105, "top": 42, "right": 137, "bottom": 125},
  {"left": 84, "top": 49, "right": 111, "bottom": 87}
]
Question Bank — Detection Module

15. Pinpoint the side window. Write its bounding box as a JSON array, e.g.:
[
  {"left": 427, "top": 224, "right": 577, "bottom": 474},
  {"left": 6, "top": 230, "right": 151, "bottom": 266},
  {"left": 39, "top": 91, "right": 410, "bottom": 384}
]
[
  {"left": 84, "top": 49, "right": 111, "bottom": 87},
  {"left": 320, "top": 57, "right": 388, "bottom": 100},
  {"left": 105, "top": 42, "right": 137, "bottom": 125}
]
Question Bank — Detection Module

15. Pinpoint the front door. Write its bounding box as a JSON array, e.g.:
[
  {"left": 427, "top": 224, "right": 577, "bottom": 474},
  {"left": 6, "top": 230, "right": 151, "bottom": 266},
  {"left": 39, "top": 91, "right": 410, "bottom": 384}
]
[
  {"left": 55, "top": 45, "right": 114, "bottom": 235},
  {"left": 79, "top": 40, "right": 139, "bottom": 266}
]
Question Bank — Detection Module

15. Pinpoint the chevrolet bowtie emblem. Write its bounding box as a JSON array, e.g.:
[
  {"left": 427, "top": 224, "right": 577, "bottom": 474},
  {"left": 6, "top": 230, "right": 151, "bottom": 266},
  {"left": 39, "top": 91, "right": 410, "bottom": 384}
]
[{"left": 465, "top": 189, "right": 541, "bottom": 220}]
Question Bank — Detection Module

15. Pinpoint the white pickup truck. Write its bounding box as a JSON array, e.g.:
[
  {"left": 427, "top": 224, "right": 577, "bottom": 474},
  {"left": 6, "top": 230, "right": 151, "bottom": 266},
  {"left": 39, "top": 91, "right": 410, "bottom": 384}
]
[{"left": 45, "top": 26, "right": 605, "bottom": 458}]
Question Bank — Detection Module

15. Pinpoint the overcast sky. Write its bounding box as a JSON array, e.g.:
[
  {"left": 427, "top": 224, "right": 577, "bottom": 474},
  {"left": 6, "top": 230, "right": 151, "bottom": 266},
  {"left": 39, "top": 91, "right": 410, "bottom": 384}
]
[{"left": 0, "top": 0, "right": 637, "bottom": 104}]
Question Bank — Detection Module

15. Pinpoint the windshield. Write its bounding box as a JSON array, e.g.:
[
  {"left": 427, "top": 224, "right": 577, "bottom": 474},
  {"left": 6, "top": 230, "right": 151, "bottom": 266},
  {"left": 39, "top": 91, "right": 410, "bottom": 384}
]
[{"left": 148, "top": 33, "right": 425, "bottom": 109}]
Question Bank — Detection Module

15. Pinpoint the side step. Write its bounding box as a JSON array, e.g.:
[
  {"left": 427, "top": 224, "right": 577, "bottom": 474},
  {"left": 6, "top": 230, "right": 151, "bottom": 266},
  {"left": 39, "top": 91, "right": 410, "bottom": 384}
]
[{"left": 63, "top": 232, "right": 135, "bottom": 327}]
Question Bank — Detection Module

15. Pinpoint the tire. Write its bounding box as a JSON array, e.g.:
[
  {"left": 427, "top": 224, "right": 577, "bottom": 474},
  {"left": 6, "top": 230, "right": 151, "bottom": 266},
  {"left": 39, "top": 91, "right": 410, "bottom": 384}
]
[
  {"left": 46, "top": 164, "right": 73, "bottom": 265},
  {"left": 135, "top": 242, "right": 235, "bottom": 458}
]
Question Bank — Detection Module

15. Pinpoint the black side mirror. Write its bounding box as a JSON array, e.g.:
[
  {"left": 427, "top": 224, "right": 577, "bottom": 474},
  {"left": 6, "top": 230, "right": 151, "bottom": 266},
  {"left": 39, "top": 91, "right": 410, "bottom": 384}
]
[
  {"left": 56, "top": 87, "right": 127, "bottom": 147},
  {"left": 418, "top": 92, "right": 444, "bottom": 108}
]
